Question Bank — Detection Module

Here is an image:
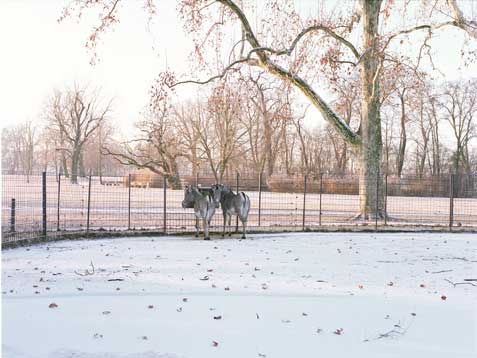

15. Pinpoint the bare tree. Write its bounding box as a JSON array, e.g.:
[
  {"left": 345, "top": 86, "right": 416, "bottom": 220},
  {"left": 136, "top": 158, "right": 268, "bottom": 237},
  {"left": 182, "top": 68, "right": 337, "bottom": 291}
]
[
  {"left": 47, "top": 85, "right": 113, "bottom": 183},
  {"left": 173, "top": 102, "right": 202, "bottom": 178},
  {"left": 440, "top": 80, "right": 477, "bottom": 174},
  {"left": 195, "top": 83, "right": 247, "bottom": 182},
  {"left": 103, "top": 107, "right": 182, "bottom": 188},
  {"left": 64, "top": 0, "right": 477, "bottom": 217},
  {"left": 1, "top": 122, "right": 37, "bottom": 180}
]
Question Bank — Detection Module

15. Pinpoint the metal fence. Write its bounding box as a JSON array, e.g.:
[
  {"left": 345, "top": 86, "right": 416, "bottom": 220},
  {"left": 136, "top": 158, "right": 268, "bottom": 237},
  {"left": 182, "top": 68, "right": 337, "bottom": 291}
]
[{"left": 2, "top": 172, "right": 476, "bottom": 246}]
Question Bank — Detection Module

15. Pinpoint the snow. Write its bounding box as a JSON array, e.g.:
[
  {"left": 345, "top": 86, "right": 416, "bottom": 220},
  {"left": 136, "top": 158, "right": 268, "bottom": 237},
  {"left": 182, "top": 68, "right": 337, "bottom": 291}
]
[{"left": 2, "top": 232, "right": 477, "bottom": 358}]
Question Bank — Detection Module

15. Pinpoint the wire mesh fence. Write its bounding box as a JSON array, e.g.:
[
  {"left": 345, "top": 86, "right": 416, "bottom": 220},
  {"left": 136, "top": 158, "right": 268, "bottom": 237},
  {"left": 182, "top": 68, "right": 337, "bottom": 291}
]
[{"left": 2, "top": 172, "right": 476, "bottom": 246}]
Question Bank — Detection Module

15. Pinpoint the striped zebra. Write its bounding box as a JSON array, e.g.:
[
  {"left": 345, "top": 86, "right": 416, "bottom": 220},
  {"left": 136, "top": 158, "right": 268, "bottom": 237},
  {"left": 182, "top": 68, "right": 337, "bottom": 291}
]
[
  {"left": 181, "top": 185, "right": 216, "bottom": 240},
  {"left": 211, "top": 184, "right": 250, "bottom": 239}
]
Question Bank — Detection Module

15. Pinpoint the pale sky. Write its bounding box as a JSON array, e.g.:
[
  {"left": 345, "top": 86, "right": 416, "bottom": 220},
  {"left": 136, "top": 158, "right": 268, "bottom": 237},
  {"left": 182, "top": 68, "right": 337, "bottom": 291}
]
[
  {"left": 0, "top": 0, "right": 192, "bottom": 136},
  {"left": 1, "top": 0, "right": 476, "bottom": 143}
]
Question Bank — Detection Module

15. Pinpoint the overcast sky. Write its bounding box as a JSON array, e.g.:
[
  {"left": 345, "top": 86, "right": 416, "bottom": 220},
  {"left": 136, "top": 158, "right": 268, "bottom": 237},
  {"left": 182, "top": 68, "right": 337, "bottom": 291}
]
[
  {"left": 0, "top": 0, "right": 192, "bottom": 136},
  {"left": 1, "top": 0, "right": 477, "bottom": 142}
]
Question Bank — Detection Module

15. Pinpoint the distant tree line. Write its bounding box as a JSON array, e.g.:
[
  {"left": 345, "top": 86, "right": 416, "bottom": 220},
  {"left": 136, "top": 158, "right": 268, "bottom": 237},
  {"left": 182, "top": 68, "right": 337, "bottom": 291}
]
[{"left": 2, "top": 76, "right": 476, "bottom": 185}]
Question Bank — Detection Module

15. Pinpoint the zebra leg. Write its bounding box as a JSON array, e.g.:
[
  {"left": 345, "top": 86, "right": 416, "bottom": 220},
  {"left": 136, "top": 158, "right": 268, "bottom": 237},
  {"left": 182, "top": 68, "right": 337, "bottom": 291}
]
[
  {"left": 241, "top": 218, "right": 247, "bottom": 239},
  {"left": 222, "top": 213, "right": 227, "bottom": 237},
  {"left": 228, "top": 216, "right": 232, "bottom": 237},
  {"left": 203, "top": 217, "right": 210, "bottom": 240},
  {"left": 195, "top": 218, "right": 199, "bottom": 237}
]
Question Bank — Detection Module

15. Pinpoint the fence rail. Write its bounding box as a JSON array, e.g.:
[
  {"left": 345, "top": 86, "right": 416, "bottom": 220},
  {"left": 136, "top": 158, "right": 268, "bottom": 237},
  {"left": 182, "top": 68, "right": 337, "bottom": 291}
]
[{"left": 2, "top": 172, "right": 476, "bottom": 245}]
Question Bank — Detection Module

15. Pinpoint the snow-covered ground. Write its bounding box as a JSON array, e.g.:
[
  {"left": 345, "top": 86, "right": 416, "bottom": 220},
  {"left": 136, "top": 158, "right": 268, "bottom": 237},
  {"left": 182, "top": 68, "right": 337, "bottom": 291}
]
[{"left": 2, "top": 233, "right": 476, "bottom": 358}]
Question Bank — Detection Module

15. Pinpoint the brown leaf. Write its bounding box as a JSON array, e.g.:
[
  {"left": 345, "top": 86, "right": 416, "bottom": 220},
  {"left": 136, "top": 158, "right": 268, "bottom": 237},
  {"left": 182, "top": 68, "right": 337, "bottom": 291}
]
[
  {"left": 333, "top": 328, "right": 344, "bottom": 335},
  {"left": 49, "top": 303, "right": 58, "bottom": 308},
  {"left": 212, "top": 341, "right": 219, "bottom": 347}
]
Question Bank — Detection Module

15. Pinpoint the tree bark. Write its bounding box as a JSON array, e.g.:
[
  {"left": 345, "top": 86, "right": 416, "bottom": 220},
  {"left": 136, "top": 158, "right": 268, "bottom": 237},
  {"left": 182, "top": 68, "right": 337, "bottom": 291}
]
[
  {"left": 79, "top": 150, "right": 86, "bottom": 177},
  {"left": 396, "top": 91, "right": 407, "bottom": 177},
  {"left": 358, "top": 0, "right": 384, "bottom": 218},
  {"left": 70, "top": 149, "right": 80, "bottom": 184}
]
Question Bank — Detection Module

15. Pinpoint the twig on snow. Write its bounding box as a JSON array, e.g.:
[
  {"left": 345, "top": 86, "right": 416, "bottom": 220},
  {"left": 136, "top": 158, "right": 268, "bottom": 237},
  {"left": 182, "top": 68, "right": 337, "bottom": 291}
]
[
  {"left": 75, "top": 261, "right": 95, "bottom": 276},
  {"left": 431, "top": 269, "right": 453, "bottom": 274},
  {"left": 364, "top": 316, "right": 415, "bottom": 342},
  {"left": 444, "top": 278, "right": 477, "bottom": 287}
]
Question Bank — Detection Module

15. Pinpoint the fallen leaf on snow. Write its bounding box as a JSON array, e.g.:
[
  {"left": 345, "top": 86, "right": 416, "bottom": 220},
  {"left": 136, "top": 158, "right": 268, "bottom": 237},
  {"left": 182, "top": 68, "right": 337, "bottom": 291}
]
[
  {"left": 333, "top": 328, "right": 344, "bottom": 335},
  {"left": 49, "top": 303, "right": 58, "bottom": 308}
]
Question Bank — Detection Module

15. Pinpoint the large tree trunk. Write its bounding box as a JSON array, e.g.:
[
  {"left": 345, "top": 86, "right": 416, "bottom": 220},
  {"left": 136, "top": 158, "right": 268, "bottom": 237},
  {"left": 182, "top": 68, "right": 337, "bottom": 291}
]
[
  {"left": 358, "top": 0, "right": 384, "bottom": 219},
  {"left": 70, "top": 149, "right": 80, "bottom": 184},
  {"left": 264, "top": 112, "right": 274, "bottom": 178},
  {"left": 79, "top": 151, "right": 86, "bottom": 177},
  {"left": 396, "top": 91, "right": 406, "bottom": 177},
  {"left": 61, "top": 153, "right": 69, "bottom": 178}
]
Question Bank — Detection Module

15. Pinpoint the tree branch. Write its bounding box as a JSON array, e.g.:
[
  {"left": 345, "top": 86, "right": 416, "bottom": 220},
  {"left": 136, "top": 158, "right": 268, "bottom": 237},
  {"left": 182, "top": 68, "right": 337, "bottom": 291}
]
[{"left": 448, "top": 0, "right": 477, "bottom": 39}]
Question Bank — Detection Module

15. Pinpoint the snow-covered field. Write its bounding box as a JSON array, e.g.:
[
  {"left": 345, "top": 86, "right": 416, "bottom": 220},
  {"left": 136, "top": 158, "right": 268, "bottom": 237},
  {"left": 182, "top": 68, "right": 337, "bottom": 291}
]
[{"left": 2, "top": 233, "right": 477, "bottom": 358}]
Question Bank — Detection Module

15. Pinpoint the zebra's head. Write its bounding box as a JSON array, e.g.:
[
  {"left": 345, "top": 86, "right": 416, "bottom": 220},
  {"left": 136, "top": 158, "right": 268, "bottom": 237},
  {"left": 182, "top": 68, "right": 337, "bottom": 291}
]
[
  {"left": 182, "top": 185, "right": 196, "bottom": 208},
  {"left": 211, "top": 184, "right": 224, "bottom": 203}
]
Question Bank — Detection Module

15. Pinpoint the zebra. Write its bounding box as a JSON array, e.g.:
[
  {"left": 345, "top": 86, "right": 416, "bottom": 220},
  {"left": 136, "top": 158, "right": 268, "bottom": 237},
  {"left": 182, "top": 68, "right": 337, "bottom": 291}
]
[
  {"left": 211, "top": 184, "right": 250, "bottom": 239},
  {"left": 181, "top": 185, "right": 217, "bottom": 240}
]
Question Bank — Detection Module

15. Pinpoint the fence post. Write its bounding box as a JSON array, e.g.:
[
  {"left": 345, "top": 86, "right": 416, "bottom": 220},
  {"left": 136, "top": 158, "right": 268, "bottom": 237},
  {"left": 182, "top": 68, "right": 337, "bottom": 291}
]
[
  {"left": 235, "top": 171, "right": 240, "bottom": 233},
  {"left": 449, "top": 174, "right": 454, "bottom": 231},
  {"left": 375, "top": 169, "right": 379, "bottom": 231},
  {"left": 163, "top": 176, "right": 167, "bottom": 234},
  {"left": 57, "top": 173, "right": 61, "bottom": 231},
  {"left": 258, "top": 173, "right": 262, "bottom": 227},
  {"left": 10, "top": 198, "right": 15, "bottom": 233},
  {"left": 86, "top": 174, "right": 92, "bottom": 234},
  {"left": 128, "top": 174, "right": 131, "bottom": 230},
  {"left": 384, "top": 173, "right": 388, "bottom": 226},
  {"left": 42, "top": 171, "right": 47, "bottom": 237},
  {"left": 319, "top": 173, "right": 323, "bottom": 226},
  {"left": 302, "top": 175, "right": 307, "bottom": 231},
  {"left": 195, "top": 172, "right": 199, "bottom": 231}
]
